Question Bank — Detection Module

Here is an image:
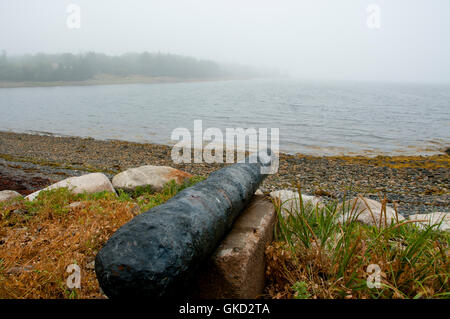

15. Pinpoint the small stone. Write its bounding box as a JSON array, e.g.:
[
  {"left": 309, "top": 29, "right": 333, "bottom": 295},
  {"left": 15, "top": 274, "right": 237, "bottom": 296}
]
[
  {"left": 314, "top": 189, "right": 336, "bottom": 198},
  {"left": 12, "top": 209, "right": 26, "bottom": 215},
  {"left": 0, "top": 190, "right": 22, "bottom": 202},
  {"left": 69, "top": 201, "right": 85, "bottom": 209},
  {"left": 7, "top": 265, "right": 33, "bottom": 275},
  {"left": 254, "top": 189, "right": 263, "bottom": 195}
]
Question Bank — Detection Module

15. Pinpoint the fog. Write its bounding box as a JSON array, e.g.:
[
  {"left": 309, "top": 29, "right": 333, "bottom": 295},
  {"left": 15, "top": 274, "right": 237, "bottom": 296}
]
[{"left": 1, "top": 0, "right": 450, "bottom": 83}]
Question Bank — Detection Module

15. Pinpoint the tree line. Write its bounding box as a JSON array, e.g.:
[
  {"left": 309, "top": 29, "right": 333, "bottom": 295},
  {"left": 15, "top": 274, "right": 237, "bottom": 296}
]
[{"left": 0, "top": 51, "right": 259, "bottom": 82}]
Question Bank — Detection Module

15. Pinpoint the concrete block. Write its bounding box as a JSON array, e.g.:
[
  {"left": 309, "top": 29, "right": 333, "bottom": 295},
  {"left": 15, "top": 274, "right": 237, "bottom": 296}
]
[{"left": 191, "top": 195, "right": 276, "bottom": 298}]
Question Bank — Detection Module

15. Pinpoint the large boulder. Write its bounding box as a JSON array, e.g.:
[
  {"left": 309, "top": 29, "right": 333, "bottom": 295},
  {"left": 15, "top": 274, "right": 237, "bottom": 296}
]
[
  {"left": 112, "top": 165, "right": 192, "bottom": 192},
  {"left": 338, "top": 197, "right": 405, "bottom": 227},
  {"left": 408, "top": 212, "right": 449, "bottom": 231},
  {"left": 269, "top": 189, "right": 322, "bottom": 216},
  {"left": 0, "top": 190, "right": 22, "bottom": 202},
  {"left": 25, "top": 173, "right": 116, "bottom": 201}
]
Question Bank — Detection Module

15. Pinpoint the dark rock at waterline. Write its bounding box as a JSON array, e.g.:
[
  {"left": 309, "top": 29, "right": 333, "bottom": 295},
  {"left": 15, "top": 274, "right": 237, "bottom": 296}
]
[
  {"left": 0, "top": 169, "right": 51, "bottom": 195},
  {"left": 445, "top": 148, "right": 450, "bottom": 156},
  {"left": 95, "top": 158, "right": 269, "bottom": 298}
]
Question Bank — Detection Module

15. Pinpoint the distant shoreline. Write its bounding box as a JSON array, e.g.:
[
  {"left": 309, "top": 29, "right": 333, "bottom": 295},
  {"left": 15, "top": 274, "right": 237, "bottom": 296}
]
[{"left": 0, "top": 75, "right": 254, "bottom": 88}]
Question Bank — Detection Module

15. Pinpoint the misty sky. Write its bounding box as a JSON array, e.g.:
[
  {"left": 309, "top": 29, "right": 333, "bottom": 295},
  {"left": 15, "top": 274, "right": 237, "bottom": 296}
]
[{"left": 1, "top": 0, "right": 450, "bottom": 83}]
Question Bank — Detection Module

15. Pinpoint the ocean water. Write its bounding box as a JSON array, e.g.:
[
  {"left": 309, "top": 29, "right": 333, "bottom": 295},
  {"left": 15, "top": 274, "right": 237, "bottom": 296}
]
[{"left": 0, "top": 79, "right": 449, "bottom": 156}]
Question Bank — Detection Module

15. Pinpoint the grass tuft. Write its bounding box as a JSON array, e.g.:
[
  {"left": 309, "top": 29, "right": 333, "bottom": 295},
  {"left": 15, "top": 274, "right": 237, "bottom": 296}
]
[{"left": 265, "top": 186, "right": 449, "bottom": 299}]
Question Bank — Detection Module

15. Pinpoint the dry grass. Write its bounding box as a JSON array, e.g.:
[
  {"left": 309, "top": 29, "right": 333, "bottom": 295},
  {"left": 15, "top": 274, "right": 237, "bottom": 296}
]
[
  {"left": 0, "top": 177, "right": 204, "bottom": 299},
  {"left": 0, "top": 190, "right": 135, "bottom": 298}
]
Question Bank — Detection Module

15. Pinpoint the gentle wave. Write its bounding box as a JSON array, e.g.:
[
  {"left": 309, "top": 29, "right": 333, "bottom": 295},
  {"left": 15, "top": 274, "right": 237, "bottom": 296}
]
[{"left": 0, "top": 79, "right": 449, "bottom": 156}]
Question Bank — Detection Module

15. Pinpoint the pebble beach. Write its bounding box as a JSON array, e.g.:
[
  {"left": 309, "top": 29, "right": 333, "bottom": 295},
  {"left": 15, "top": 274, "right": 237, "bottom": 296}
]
[{"left": 0, "top": 131, "right": 448, "bottom": 216}]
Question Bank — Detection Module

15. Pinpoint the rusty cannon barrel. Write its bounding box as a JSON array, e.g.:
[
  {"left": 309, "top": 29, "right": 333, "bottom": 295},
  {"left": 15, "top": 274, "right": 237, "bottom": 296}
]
[{"left": 95, "top": 151, "right": 273, "bottom": 298}]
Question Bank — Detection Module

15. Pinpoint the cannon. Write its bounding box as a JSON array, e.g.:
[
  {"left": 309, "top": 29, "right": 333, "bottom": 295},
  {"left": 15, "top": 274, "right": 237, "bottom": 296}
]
[{"left": 95, "top": 151, "right": 273, "bottom": 298}]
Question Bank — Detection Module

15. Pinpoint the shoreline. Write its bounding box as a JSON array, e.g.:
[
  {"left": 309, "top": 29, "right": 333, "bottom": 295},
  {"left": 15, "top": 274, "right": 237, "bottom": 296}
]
[
  {"left": 2, "top": 129, "right": 448, "bottom": 158},
  {"left": 0, "top": 75, "right": 255, "bottom": 89},
  {"left": 0, "top": 131, "right": 448, "bottom": 216}
]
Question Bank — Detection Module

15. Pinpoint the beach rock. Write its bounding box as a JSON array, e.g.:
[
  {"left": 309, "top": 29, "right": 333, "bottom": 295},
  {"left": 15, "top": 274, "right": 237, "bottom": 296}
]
[
  {"left": 25, "top": 173, "right": 116, "bottom": 201},
  {"left": 0, "top": 190, "right": 22, "bottom": 202},
  {"left": 7, "top": 265, "right": 33, "bottom": 275},
  {"left": 408, "top": 212, "right": 449, "bottom": 231},
  {"left": 112, "top": 165, "right": 192, "bottom": 192},
  {"left": 66, "top": 201, "right": 93, "bottom": 210},
  {"left": 254, "top": 189, "right": 264, "bottom": 195},
  {"left": 269, "top": 189, "right": 322, "bottom": 216},
  {"left": 338, "top": 197, "right": 405, "bottom": 227}
]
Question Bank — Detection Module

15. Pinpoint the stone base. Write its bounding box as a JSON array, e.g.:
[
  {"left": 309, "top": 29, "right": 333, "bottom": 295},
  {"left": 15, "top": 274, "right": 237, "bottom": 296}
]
[{"left": 190, "top": 195, "right": 276, "bottom": 299}]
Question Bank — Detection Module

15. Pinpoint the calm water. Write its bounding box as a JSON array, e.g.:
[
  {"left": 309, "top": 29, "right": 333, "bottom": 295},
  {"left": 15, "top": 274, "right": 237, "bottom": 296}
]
[{"left": 0, "top": 79, "right": 449, "bottom": 156}]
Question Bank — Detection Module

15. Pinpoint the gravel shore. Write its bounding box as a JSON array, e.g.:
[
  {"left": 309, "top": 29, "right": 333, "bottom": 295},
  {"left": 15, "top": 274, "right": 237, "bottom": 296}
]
[{"left": 0, "top": 131, "right": 448, "bottom": 216}]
